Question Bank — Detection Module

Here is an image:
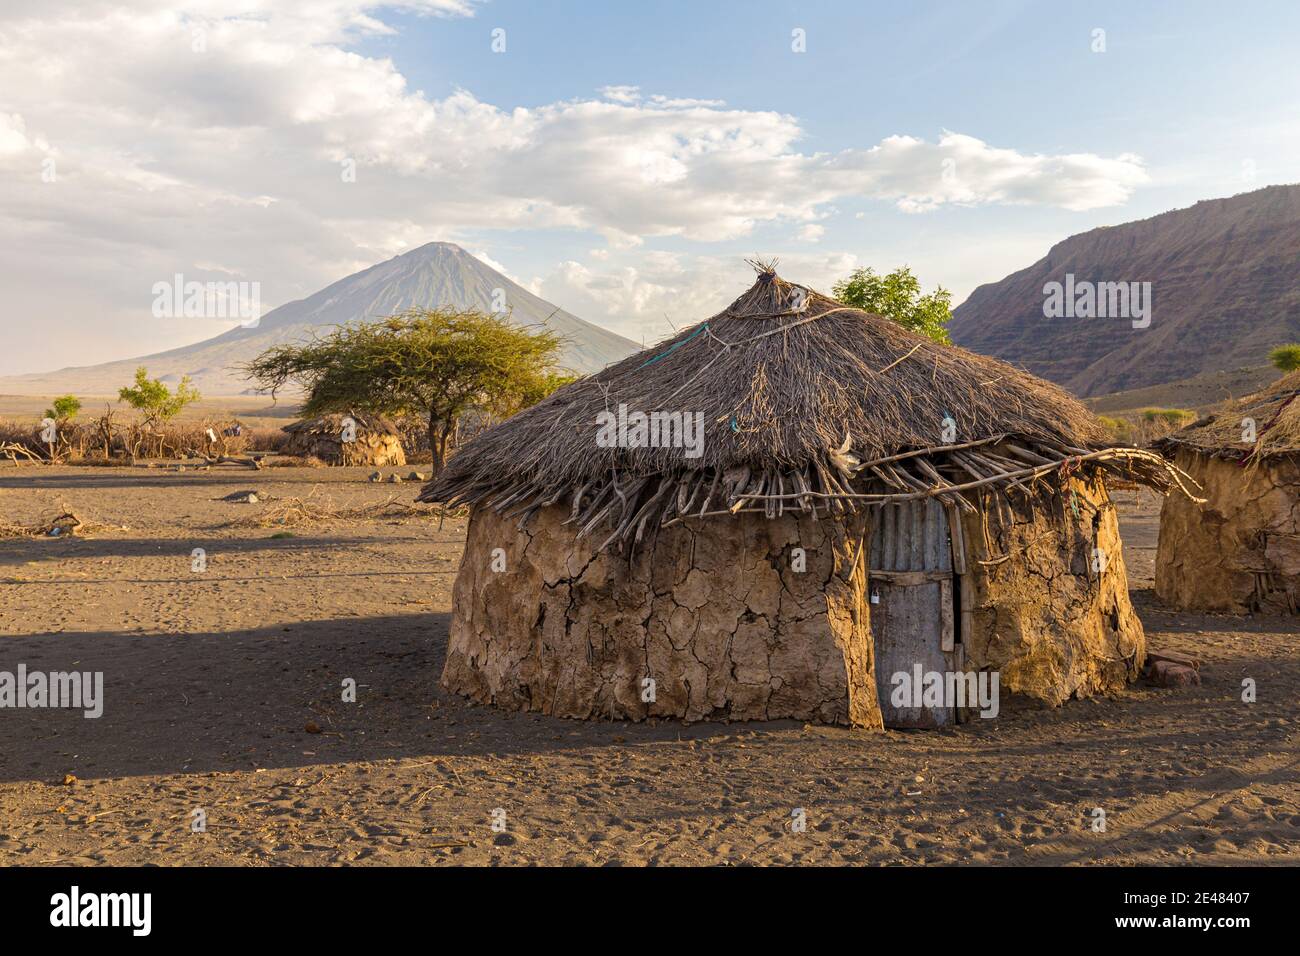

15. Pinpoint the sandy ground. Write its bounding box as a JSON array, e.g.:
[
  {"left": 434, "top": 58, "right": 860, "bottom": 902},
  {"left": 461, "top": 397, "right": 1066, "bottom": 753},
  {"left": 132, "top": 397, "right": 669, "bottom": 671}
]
[{"left": 0, "top": 469, "right": 1297, "bottom": 866}]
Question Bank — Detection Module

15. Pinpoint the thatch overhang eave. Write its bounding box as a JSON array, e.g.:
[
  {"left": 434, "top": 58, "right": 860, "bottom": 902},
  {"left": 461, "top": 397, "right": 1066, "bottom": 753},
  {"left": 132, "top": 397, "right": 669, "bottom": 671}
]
[{"left": 421, "top": 436, "right": 1204, "bottom": 553}]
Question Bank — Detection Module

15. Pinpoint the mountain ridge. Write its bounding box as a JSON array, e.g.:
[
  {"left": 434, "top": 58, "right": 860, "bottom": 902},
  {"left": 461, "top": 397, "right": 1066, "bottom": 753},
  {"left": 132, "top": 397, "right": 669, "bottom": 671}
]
[
  {"left": 950, "top": 184, "right": 1300, "bottom": 397},
  {"left": 0, "top": 243, "right": 639, "bottom": 396}
]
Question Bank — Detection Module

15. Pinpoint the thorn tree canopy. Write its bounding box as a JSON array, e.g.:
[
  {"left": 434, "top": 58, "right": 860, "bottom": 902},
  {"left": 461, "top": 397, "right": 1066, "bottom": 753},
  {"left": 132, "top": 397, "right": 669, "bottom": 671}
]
[{"left": 240, "top": 308, "right": 568, "bottom": 473}]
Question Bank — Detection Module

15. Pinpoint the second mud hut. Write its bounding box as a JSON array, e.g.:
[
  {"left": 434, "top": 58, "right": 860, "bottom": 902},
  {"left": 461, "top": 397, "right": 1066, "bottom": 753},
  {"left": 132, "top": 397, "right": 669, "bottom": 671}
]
[
  {"left": 1154, "top": 372, "right": 1300, "bottom": 614},
  {"left": 282, "top": 412, "right": 406, "bottom": 467},
  {"left": 420, "top": 267, "right": 1198, "bottom": 729}
]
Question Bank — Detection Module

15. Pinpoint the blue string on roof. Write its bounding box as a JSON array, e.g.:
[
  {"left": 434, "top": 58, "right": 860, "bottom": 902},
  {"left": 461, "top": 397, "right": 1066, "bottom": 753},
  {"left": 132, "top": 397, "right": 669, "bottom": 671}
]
[{"left": 637, "top": 322, "right": 709, "bottom": 370}]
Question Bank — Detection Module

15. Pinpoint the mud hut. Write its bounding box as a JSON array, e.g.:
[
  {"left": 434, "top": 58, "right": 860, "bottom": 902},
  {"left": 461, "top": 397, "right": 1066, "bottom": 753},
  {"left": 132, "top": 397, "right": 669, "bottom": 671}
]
[
  {"left": 420, "top": 268, "right": 1197, "bottom": 728},
  {"left": 282, "top": 412, "right": 406, "bottom": 467},
  {"left": 1153, "top": 372, "right": 1300, "bottom": 613}
]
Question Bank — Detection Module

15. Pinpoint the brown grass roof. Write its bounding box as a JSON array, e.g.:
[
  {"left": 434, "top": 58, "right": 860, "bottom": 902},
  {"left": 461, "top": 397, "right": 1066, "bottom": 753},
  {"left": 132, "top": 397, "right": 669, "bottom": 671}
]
[
  {"left": 282, "top": 411, "right": 400, "bottom": 437},
  {"left": 1155, "top": 370, "right": 1300, "bottom": 461},
  {"left": 421, "top": 267, "right": 1197, "bottom": 549}
]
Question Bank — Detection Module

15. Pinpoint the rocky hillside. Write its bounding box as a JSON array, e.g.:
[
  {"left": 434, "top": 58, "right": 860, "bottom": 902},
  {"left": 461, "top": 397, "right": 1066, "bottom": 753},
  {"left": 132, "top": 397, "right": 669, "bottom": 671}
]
[{"left": 950, "top": 184, "right": 1300, "bottom": 397}]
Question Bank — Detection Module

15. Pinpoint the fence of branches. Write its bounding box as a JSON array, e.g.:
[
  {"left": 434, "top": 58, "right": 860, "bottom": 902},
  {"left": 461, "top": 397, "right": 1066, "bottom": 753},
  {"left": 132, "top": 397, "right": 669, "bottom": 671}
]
[
  {"left": 0, "top": 407, "right": 291, "bottom": 465},
  {"left": 0, "top": 407, "right": 503, "bottom": 467}
]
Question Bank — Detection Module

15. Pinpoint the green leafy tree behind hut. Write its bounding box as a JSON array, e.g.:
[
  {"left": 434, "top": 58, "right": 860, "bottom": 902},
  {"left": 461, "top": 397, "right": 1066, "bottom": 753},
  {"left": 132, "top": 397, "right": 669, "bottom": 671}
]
[{"left": 833, "top": 266, "right": 954, "bottom": 344}]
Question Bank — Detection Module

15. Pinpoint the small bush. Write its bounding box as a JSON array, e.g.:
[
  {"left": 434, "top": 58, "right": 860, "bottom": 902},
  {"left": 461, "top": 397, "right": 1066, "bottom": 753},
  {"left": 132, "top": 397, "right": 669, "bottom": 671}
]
[
  {"left": 1139, "top": 407, "right": 1196, "bottom": 426},
  {"left": 1097, "top": 415, "right": 1134, "bottom": 445},
  {"left": 45, "top": 395, "right": 81, "bottom": 423},
  {"left": 1269, "top": 344, "right": 1300, "bottom": 373},
  {"left": 1092, "top": 408, "right": 1198, "bottom": 449},
  {"left": 118, "top": 367, "right": 199, "bottom": 426}
]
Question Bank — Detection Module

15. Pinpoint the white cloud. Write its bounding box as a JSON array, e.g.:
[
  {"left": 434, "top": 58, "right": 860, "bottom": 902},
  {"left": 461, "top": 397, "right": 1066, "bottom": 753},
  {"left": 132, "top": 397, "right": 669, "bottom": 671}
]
[
  {"left": 0, "top": 112, "right": 36, "bottom": 155},
  {"left": 0, "top": 0, "right": 1148, "bottom": 374},
  {"left": 599, "top": 85, "right": 641, "bottom": 105},
  {"left": 532, "top": 251, "right": 862, "bottom": 347},
  {"left": 468, "top": 248, "right": 517, "bottom": 281}
]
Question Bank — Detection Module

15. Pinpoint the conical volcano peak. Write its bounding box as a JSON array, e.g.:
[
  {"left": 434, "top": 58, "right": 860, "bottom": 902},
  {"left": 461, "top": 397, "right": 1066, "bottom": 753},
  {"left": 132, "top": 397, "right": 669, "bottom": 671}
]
[
  {"left": 0, "top": 245, "right": 639, "bottom": 394},
  {"left": 405, "top": 240, "right": 471, "bottom": 257}
]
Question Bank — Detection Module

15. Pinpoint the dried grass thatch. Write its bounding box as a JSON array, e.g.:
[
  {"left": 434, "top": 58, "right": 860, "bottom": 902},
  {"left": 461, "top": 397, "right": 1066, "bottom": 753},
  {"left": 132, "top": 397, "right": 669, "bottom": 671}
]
[
  {"left": 421, "top": 267, "right": 1199, "bottom": 550},
  {"left": 1154, "top": 370, "right": 1300, "bottom": 463}
]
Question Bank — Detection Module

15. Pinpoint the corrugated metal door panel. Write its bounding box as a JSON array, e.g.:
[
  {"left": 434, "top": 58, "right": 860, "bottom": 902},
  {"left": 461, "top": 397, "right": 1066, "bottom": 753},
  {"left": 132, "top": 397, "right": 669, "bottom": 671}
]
[
  {"left": 869, "top": 499, "right": 958, "bottom": 729},
  {"left": 869, "top": 500, "right": 952, "bottom": 572}
]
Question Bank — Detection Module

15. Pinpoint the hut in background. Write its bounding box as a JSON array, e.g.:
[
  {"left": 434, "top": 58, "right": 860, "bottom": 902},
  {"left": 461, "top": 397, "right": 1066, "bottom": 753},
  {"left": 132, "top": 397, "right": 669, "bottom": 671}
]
[
  {"left": 1154, "top": 372, "right": 1300, "bottom": 613},
  {"left": 282, "top": 412, "right": 406, "bottom": 467},
  {"left": 420, "top": 268, "right": 1197, "bottom": 729}
]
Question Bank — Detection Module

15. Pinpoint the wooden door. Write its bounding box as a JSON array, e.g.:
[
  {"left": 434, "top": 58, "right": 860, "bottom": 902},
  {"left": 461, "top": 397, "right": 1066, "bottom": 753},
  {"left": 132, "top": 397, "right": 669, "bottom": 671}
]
[{"left": 869, "top": 500, "right": 959, "bottom": 728}]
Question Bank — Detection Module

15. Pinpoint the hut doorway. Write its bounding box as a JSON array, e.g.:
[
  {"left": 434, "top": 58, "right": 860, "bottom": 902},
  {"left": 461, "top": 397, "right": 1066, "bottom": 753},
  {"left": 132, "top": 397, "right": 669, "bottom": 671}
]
[{"left": 869, "top": 500, "right": 965, "bottom": 728}]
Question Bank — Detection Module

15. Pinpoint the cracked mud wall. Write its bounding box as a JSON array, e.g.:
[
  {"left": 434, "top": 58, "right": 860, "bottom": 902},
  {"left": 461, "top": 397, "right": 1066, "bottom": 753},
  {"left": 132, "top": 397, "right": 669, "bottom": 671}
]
[
  {"left": 959, "top": 475, "right": 1144, "bottom": 705},
  {"left": 1156, "top": 451, "right": 1300, "bottom": 613},
  {"left": 282, "top": 432, "right": 406, "bottom": 467},
  {"left": 444, "top": 504, "right": 883, "bottom": 728}
]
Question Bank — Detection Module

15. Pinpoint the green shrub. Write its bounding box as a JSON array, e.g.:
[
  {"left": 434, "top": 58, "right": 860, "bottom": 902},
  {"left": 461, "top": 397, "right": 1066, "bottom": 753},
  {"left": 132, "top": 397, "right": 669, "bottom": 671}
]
[
  {"left": 1097, "top": 415, "right": 1134, "bottom": 444},
  {"left": 44, "top": 395, "right": 81, "bottom": 424},
  {"left": 1269, "top": 344, "right": 1300, "bottom": 373},
  {"left": 1139, "top": 407, "right": 1195, "bottom": 425}
]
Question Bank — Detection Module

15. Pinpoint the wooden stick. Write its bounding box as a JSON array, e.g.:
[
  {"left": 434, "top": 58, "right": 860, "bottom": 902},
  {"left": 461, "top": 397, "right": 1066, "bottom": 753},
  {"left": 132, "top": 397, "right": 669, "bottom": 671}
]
[
  {"left": 945, "top": 504, "right": 967, "bottom": 575},
  {"left": 1000, "top": 442, "right": 1053, "bottom": 466},
  {"left": 854, "top": 434, "right": 1008, "bottom": 472},
  {"left": 734, "top": 448, "right": 1203, "bottom": 504},
  {"left": 876, "top": 343, "right": 923, "bottom": 375}
]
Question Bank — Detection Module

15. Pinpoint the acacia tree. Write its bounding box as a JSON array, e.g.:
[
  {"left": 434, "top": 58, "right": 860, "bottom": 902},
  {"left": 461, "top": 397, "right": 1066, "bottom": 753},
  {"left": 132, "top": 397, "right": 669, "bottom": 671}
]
[
  {"left": 832, "top": 266, "right": 954, "bottom": 344},
  {"left": 241, "top": 309, "right": 567, "bottom": 473}
]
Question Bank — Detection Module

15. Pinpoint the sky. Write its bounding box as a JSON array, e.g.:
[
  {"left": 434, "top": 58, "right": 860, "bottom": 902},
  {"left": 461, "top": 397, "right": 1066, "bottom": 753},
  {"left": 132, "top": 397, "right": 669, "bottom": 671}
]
[{"left": 1, "top": 0, "right": 1298, "bottom": 373}]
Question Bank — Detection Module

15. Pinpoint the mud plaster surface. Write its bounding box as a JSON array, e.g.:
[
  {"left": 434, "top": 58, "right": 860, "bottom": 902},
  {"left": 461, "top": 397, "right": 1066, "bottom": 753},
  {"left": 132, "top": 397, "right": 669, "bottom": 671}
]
[
  {"left": 1156, "top": 451, "right": 1300, "bottom": 613},
  {"left": 445, "top": 506, "right": 881, "bottom": 727},
  {"left": 959, "top": 476, "right": 1144, "bottom": 705},
  {"left": 446, "top": 475, "right": 1143, "bottom": 725}
]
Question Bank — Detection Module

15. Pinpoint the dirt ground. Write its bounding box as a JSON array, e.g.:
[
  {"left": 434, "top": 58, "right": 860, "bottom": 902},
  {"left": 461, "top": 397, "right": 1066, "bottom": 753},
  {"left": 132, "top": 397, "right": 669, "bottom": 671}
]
[{"left": 0, "top": 468, "right": 1297, "bottom": 866}]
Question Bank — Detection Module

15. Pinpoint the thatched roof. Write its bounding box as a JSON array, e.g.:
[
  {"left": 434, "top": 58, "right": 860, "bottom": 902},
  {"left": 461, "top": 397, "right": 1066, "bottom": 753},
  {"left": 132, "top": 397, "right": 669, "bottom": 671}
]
[
  {"left": 421, "top": 267, "right": 1198, "bottom": 549},
  {"left": 283, "top": 411, "right": 400, "bottom": 437},
  {"left": 1155, "top": 370, "right": 1300, "bottom": 462}
]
